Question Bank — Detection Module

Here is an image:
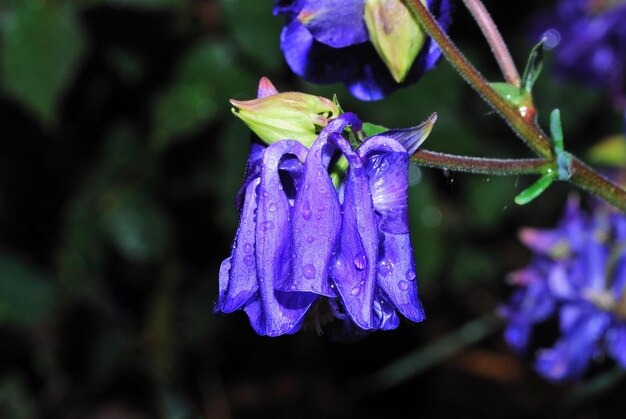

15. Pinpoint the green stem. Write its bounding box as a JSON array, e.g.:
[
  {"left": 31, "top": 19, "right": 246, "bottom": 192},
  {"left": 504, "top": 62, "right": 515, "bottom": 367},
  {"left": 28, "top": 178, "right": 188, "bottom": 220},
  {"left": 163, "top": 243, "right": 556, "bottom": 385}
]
[
  {"left": 412, "top": 150, "right": 547, "bottom": 175},
  {"left": 403, "top": 0, "right": 626, "bottom": 212}
]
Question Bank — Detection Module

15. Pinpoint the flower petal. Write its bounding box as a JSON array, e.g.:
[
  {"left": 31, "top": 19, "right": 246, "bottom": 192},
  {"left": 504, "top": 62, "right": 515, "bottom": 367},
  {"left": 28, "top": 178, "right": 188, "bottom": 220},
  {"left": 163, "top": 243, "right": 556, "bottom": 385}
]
[
  {"left": 247, "top": 140, "right": 316, "bottom": 336},
  {"left": 358, "top": 136, "right": 425, "bottom": 322},
  {"left": 279, "top": 128, "right": 347, "bottom": 297},
  {"left": 535, "top": 310, "right": 610, "bottom": 381},
  {"left": 607, "top": 325, "right": 626, "bottom": 368},
  {"left": 297, "top": 0, "right": 368, "bottom": 48},
  {"left": 216, "top": 177, "right": 261, "bottom": 313},
  {"left": 280, "top": 20, "right": 345, "bottom": 84},
  {"left": 330, "top": 134, "right": 379, "bottom": 329}
]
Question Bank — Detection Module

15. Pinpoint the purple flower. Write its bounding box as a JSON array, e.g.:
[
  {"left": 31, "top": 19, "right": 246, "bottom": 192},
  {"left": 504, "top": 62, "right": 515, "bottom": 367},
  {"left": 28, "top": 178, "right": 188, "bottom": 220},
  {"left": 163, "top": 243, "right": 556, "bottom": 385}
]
[
  {"left": 502, "top": 197, "right": 626, "bottom": 380},
  {"left": 534, "top": 0, "right": 626, "bottom": 107},
  {"left": 274, "top": 0, "right": 452, "bottom": 101},
  {"left": 216, "top": 83, "right": 428, "bottom": 337}
]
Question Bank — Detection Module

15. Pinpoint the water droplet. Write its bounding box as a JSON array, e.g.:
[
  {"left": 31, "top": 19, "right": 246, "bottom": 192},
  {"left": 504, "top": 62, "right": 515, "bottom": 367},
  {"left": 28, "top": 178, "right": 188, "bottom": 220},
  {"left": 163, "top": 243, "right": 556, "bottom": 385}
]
[
  {"left": 302, "top": 200, "right": 312, "bottom": 220},
  {"left": 405, "top": 270, "right": 416, "bottom": 281},
  {"left": 351, "top": 286, "right": 360, "bottom": 296},
  {"left": 317, "top": 203, "right": 326, "bottom": 212},
  {"left": 268, "top": 203, "right": 277, "bottom": 213},
  {"left": 243, "top": 243, "right": 253, "bottom": 254},
  {"left": 262, "top": 190, "right": 268, "bottom": 197},
  {"left": 305, "top": 183, "right": 310, "bottom": 190},
  {"left": 378, "top": 257, "right": 394, "bottom": 276},
  {"left": 398, "top": 280, "right": 409, "bottom": 291},
  {"left": 302, "top": 263, "right": 316, "bottom": 279},
  {"left": 353, "top": 252, "right": 367, "bottom": 270},
  {"left": 306, "top": 236, "right": 314, "bottom": 244},
  {"left": 244, "top": 255, "right": 254, "bottom": 266},
  {"left": 260, "top": 221, "right": 275, "bottom": 231}
]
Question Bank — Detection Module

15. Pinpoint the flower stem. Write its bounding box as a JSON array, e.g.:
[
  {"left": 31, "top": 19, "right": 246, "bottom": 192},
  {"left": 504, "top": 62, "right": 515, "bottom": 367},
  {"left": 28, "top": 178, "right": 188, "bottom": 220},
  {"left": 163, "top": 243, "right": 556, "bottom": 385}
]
[
  {"left": 461, "top": 0, "right": 520, "bottom": 86},
  {"left": 411, "top": 150, "right": 547, "bottom": 175},
  {"left": 403, "top": 0, "right": 626, "bottom": 212}
]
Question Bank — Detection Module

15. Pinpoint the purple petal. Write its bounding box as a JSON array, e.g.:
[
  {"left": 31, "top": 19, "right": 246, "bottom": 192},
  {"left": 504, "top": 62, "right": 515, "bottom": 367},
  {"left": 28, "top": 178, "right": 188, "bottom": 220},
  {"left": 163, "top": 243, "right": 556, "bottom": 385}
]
[
  {"left": 247, "top": 140, "right": 316, "bottom": 336},
  {"left": 217, "top": 178, "right": 261, "bottom": 313},
  {"left": 607, "top": 325, "right": 626, "bottom": 368},
  {"left": 330, "top": 134, "right": 379, "bottom": 330},
  {"left": 535, "top": 310, "right": 610, "bottom": 381},
  {"left": 280, "top": 20, "right": 345, "bottom": 84},
  {"left": 297, "top": 0, "right": 368, "bottom": 48},
  {"left": 235, "top": 142, "right": 265, "bottom": 210},
  {"left": 279, "top": 127, "right": 341, "bottom": 297},
  {"left": 358, "top": 136, "right": 424, "bottom": 322}
]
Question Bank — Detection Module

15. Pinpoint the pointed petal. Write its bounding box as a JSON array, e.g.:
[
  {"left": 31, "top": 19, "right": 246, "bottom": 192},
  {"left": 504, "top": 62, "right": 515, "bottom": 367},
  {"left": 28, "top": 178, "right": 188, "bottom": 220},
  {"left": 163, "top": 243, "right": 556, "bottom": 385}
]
[
  {"left": 218, "top": 178, "right": 261, "bottom": 313},
  {"left": 370, "top": 113, "right": 437, "bottom": 155},
  {"left": 330, "top": 134, "right": 379, "bottom": 329},
  {"left": 358, "top": 135, "right": 424, "bottom": 322},
  {"left": 280, "top": 129, "right": 341, "bottom": 297},
  {"left": 257, "top": 76, "right": 279, "bottom": 98},
  {"left": 236, "top": 142, "right": 265, "bottom": 209},
  {"left": 297, "top": 0, "right": 368, "bottom": 48},
  {"left": 249, "top": 140, "right": 316, "bottom": 336}
]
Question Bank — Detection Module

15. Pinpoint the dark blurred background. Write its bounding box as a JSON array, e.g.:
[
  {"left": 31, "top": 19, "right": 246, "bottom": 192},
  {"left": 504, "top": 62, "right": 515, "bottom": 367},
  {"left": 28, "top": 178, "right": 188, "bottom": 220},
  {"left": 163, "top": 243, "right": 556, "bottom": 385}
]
[{"left": 0, "top": 0, "right": 624, "bottom": 418}]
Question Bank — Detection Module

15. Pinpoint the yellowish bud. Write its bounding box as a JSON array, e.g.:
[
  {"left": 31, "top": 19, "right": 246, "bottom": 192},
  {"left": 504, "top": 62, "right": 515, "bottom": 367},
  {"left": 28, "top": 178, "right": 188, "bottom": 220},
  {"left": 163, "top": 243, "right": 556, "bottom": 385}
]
[
  {"left": 364, "top": 0, "right": 426, "bottom": 83},
  {"left": 230, "top": 92, "right": 339, "bottom": 147}
]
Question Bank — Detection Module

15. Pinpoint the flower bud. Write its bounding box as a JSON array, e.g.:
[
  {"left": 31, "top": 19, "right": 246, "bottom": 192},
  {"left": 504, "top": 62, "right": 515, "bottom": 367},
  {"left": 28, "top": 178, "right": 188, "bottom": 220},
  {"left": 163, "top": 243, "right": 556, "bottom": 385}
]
[
  {"left": 230, "top": 92, "right": 339, "bottom": 147},
  {"left": 364, "top": 0, "right": 426, "bottom": 83}
]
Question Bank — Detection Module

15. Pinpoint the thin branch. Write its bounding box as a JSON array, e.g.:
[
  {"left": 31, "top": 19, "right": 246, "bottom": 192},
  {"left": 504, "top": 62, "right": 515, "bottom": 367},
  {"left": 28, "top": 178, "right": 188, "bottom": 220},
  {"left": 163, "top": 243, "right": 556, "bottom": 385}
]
[
  {"left": 461, "top": 0, "right": 520, "bottom": 86},
  {"left": 411, "top": 150, "right": 547, "bottom": 175},
  {"left": 403, "top": 0, "right": 626, "bottom": 212}
]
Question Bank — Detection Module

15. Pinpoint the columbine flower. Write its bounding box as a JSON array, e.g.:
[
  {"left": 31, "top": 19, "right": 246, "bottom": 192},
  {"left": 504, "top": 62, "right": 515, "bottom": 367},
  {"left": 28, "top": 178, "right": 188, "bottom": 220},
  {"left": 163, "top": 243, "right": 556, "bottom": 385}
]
[
  {"left": 274, "top": 0, "right": 452, "bottom": 101},
  {"left": 215, "top": 79, "right": 431, "bottom": 336},
  {"left": 502, "top": 197, "right": 626, "bottom": 380},
  {"left": 534, "top": 0, "right": 626, "bottom": 107}
]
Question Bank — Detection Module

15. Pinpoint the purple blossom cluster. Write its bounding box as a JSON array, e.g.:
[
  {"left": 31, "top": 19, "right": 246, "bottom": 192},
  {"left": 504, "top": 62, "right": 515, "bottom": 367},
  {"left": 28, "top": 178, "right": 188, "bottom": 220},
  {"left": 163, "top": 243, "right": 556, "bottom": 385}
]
[
  {"left": 502, "top": 197, "right": 626, "bottom": 380},
  {"left": 535, "top": 0, "right": 626, "bottom": 107},
  {"left": 215, "top": 81, "right": 427, "bottom": 337},
  {"left": 274, "top": 0, "right": 452, "bottom": 101}
]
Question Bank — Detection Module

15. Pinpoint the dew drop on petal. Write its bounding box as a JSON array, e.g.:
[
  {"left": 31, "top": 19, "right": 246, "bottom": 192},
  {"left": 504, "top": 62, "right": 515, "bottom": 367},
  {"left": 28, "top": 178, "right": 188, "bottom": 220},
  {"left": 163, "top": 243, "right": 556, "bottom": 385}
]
[
  {"left": 351, "top": 286, "right": 360, "bottom": 296},
  {"left": 302, "top": 200, "right": 312, "bottom": 221},
  {"left": 378, "top": 257, "right": 394, "bottom": 277},
  {"left": 260, "top": 221, "right": 275, "bottom": 231},
  {"left": 244, "top": 255, "right": 254, "bottom": 266},
  {"left": 405, "top": 270, "right": 416, "bottom": 281},
  {"left": 305, "top": 183, "right": 310, "bottom": 190},
  {"left": 268, "top": 203, "right": 277, "bottom": 212},
  {"left": 302, "top": 263, "right": 316, "bottom": 279},
  {"left": 243, "top": 243, "right": 252, "bottom": 254},
  {"left": 398, "top": 280, "right": 409, "bottom": 291},
  {"left": 306, "top": 236, "right": 314, "bottom": 243},
  {"left": 353, "top": 252, "right": 367, "bottom": 270},
  {"left": 317, "top": 203, "right": 326, "bottom": 212}
]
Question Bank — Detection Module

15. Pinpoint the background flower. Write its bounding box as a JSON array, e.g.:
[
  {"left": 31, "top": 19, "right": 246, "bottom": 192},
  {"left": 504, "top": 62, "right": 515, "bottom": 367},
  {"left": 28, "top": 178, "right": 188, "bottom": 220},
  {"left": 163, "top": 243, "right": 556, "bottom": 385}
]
[{"left": 274, "top": 0, "right": 452, "bottom": 101}]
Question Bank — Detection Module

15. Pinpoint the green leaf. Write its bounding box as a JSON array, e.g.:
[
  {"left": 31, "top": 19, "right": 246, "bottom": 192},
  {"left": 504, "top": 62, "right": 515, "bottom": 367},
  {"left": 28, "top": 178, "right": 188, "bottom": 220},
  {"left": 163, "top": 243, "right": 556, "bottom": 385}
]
[
  {"left": 520, "top": 39, "right": 544, "bottom": 94},
  {"left": 490, "top": 82, "right": 528, "bottom": 108},
  {"left": 0, "top": 253, "right": 55, "bottom": 327},
  {"left": 588, "top": 135, "right": 626, "bottom": 167},
  {"left": 219, "top": 0, "right": 283, "bottom": 72},
  {"left": 0, "top": 1, "right": 86, "bottom": 125},
  {"left": 151, "top": 40, "right": 255, "bottom": 147},
  {"left": 99, "top": 188, "right": 170, "bottom": 263},
  {"left": 515, "top": 174, "right": 553, "bottom": 205},
  {"left": 361, "top": 122, "right": 388, "bottom": 137}
]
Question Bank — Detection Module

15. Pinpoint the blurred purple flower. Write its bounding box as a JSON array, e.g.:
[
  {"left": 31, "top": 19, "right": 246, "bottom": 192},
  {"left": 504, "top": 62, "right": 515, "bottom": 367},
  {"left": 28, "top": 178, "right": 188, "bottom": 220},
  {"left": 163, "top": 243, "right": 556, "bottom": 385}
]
[
  {"left": 534, "top": 0, "right": 626, "bottom": 107},
  {"left": 502, "top": 197, "right": 626, "bottom": 380},
  {"left": 215, "top": 81, "right": 428, "bottom": 337},
  {"left": 273, "top": 0, "right": 452, "bottom": 101}
]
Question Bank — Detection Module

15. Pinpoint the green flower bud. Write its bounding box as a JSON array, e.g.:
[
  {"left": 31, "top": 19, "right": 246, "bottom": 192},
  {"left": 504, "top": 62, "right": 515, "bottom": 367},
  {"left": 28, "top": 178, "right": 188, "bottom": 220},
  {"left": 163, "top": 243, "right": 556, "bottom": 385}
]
[
  {"left": 230, "top": 92, "right": 339, "bottom": 147},
  {"left": 364, "top": 0, "right": 426, "bottom": 83}
]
